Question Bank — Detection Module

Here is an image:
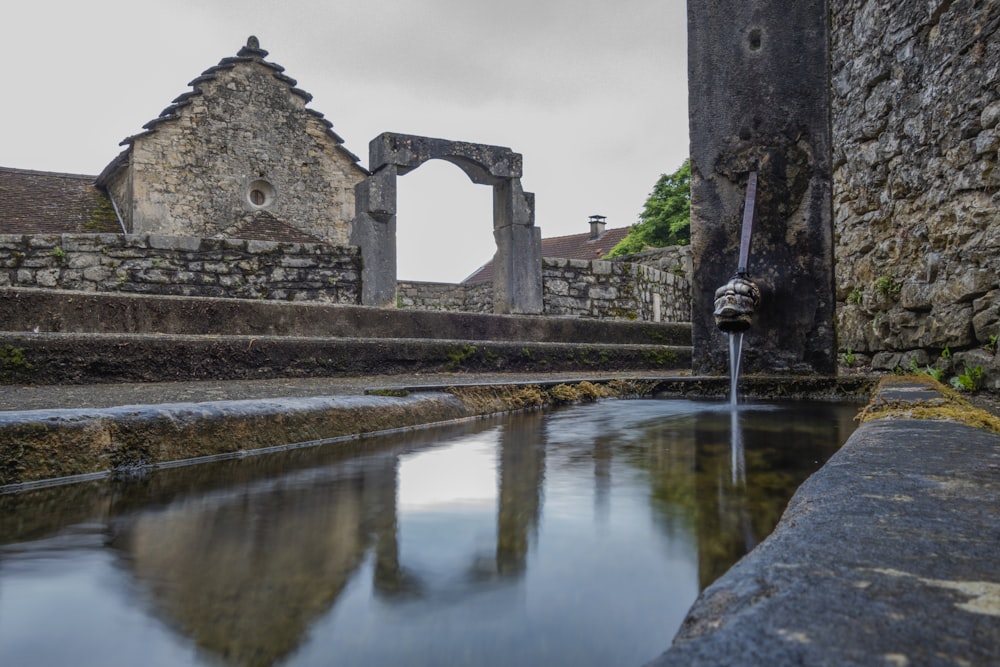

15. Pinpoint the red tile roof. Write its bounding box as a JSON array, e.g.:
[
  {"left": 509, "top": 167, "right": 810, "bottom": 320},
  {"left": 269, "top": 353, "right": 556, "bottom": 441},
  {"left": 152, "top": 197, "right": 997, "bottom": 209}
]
[
  {"left": 463, "top": 226, "right": 630, "bottom": 283},
  {"left": 0, "top": 167, "right": 121, "bottom": 235}
]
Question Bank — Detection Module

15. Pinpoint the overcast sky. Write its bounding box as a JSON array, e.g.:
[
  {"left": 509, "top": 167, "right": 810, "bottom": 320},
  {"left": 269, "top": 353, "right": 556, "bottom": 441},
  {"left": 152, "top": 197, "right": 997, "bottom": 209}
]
[{"left": 2, "top": 0, "right": 689, "bottom": 282}]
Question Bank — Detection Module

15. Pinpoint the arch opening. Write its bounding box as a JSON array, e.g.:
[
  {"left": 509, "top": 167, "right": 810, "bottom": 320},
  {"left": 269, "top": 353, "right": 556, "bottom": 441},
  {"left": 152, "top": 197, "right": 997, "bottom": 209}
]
[{"left": 395, "top": 160, "right": 495, "bottom": 283}]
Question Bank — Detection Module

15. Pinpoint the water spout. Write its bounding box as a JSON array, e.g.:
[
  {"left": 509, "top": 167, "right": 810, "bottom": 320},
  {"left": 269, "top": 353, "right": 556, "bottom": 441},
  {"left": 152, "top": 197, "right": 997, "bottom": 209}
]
[{"left": 715, "top": 171, "right": 762, "bottom": 404}]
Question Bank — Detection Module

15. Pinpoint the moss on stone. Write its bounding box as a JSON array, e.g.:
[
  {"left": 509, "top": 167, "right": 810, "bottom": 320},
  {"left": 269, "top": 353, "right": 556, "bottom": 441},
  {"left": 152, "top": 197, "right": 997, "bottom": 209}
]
[
  {"left": 0, "top": 345, "right": 33, "bottom": 384},
  {"left": 643, "top": 347, "right": 679, "bottom": 366},
  {"left": 447, "top": 379, "right": 658, "bottom": 415},
  {"left": 857, "top": 374, "right": 1000, "bottom": 435},
  {"left": 367, "top": 388, "right": 410, "bottom": 397}
]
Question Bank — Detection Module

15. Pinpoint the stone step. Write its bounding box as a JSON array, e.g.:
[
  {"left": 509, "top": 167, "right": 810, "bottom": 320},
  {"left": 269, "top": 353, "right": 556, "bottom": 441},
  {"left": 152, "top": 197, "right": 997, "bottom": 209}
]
[
  {"left": 0, "top": 288, "right": 691, "bottom": 346},
  {"left": 0, "top": 331, "right": 691, "bottom": 385}
]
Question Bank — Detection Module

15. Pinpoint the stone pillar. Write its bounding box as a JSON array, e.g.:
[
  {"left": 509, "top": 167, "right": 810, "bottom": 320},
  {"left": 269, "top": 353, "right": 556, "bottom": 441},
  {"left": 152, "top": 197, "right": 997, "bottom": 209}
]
[
  {"left": 351, "top": 166, "right": 398, "bottom": 308},
  {"left": 689, "top": 0, "right": 835, "bottom": 375},
  {"left": 492, "top": 181, "right": 543, "bottom": 315}
]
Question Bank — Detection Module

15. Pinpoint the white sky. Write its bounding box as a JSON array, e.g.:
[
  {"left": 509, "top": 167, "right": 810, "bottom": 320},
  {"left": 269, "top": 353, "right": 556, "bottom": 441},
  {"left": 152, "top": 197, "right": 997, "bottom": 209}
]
[{"left": 1, "top": 0, "right": 689, "bottom": 282}]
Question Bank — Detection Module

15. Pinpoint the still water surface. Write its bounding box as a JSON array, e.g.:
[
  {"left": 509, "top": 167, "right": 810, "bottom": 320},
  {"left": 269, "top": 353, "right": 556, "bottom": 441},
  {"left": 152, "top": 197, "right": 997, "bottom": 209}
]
[{"left": 0, "top": 398, "right": 858, "bottom": 666}]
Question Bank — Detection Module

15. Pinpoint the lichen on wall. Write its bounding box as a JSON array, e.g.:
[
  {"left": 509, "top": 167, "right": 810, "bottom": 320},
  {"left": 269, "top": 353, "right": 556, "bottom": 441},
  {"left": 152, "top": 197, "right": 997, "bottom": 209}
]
[{"left": 831, "top": 0, "right": 1000, "bottom": 387}]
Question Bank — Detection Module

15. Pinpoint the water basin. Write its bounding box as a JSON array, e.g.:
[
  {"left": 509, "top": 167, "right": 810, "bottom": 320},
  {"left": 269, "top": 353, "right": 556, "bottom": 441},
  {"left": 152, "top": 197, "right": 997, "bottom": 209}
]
[{"left": 0, "top": 398, "right": 859, "bottom": 666}]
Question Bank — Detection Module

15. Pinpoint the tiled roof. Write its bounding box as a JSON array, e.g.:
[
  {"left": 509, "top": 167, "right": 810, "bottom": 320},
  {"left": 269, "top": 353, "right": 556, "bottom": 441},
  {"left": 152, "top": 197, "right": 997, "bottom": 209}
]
[
  {"left": 0, "top": 167, "right": 121, "bottom": 235},
  {"left": 229, "top": 212, "right": 323, "bottom": 244},
  {"left": 463, "top": 226, "right": 630, "bottom": 283},
  {"left": 99, "top": 36, "right": 366, "bottom": 188}
]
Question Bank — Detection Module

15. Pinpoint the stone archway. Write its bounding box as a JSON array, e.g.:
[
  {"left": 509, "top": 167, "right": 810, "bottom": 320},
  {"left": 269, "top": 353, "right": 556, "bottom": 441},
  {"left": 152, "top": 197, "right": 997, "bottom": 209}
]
[{"left": 351, "top": 132, "right": 542, "bottom": 314}]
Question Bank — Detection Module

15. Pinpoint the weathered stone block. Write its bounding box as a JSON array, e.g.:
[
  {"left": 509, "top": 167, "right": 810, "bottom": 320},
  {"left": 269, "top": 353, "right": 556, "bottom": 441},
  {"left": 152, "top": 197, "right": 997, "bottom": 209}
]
[
  {"left": 82, "top": 266, "right": 110, "bottom": 282},
  {"left": 36, "top": 269, "right": 60, "bottom": 288},
  {"left": 588, "top": 286, "right": 617, "bottom": 300},
  {"left": 547, "top": 279, "right": 569, "bottom": 296},
  {"left": 148, "top": 235, "right": 203, "bottom": 252},
  {"left": 899, "top": 282, "right": 933, "bottom": 311},
  {"left": 27, "top": 236, "right": 59, "bottom": 249},
  {"left": 931, "top": 270, "right": 995, "bottom": 306},
  {"left": 690, "top": 0, "right": 834, "bottom": 374},
  {"left": 928, "top": 304, "right": 976, "bottom": 348},
  {"left": 592, "top": 261, "right": 612, "bottom": 275}
]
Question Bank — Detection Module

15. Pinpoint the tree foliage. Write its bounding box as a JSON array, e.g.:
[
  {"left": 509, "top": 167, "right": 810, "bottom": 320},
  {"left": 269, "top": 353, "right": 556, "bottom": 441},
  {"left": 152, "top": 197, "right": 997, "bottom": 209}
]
[{"left": 608, "top": 159, "right": 690, "bottom": 257}]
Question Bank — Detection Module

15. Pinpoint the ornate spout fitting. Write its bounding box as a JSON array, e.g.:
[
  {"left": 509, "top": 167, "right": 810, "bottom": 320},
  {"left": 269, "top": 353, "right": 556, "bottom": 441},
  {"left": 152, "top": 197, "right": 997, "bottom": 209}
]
[{"left": 713, "top": 274, "right": 761, "bottom": 333}]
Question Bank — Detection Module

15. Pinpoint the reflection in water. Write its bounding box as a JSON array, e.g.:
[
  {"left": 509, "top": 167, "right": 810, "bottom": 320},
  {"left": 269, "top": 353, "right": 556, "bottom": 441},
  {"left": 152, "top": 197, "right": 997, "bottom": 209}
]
[
  {"left": 730, "top": 407, "right": 746, "bottom": 487},
  {"left": 0, "top": 399, "right": 858, "bottom": 667}
]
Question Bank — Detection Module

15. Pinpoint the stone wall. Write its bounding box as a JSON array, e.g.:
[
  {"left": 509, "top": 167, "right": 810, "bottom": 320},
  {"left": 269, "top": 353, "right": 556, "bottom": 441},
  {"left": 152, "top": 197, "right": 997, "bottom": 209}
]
[
  {"left": 397, "top": 280, "right": 493, "bottom": 313},
  {"left": 398, "top": 247, "right": 692, "bottom": 323},
  {"left": 619, "top": 244, "right": 693, "bottom": 316},
  {"left": 831, "top": 0, "right": 1000, "bottom": 387},
  {"left": 0, "top": 234, "right": 361, "bottom": 304}
]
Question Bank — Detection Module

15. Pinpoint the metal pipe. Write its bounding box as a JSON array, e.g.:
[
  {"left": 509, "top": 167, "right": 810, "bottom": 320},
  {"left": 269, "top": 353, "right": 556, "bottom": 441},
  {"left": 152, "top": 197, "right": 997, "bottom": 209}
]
[{"left": 737, "top": 171, "right": 757, "bottom": 274}]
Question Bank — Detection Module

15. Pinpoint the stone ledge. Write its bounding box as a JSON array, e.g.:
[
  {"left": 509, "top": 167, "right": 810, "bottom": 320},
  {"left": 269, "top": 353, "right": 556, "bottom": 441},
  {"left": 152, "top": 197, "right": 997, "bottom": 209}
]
[
  {"left": 0, "top": 393, "right": 471, "bottom": 487},
  {"left": 649, "top": 378, "right": 1000, "bottom": 666},
  {"left": 0, "top": 331, "right": 692, "bottom": 385}
]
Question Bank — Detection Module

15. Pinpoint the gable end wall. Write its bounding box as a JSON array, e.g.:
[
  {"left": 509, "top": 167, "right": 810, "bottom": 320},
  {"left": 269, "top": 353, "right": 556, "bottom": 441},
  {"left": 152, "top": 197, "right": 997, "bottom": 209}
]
[{"left": 126, "top": 61, "right": 364, "bottom": 244}]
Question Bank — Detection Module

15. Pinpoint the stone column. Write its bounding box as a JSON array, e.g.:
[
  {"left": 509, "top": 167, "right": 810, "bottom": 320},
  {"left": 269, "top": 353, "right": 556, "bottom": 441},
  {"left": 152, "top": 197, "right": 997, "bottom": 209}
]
[
  {"left": 351, "top": 167, "right": 398, "bottom": 308},
  {"left": 492, "top": 181, "right": 543, "bottom": 315},
  {"left": 689, "top": 0, "right": 835, "bottom": 375}
]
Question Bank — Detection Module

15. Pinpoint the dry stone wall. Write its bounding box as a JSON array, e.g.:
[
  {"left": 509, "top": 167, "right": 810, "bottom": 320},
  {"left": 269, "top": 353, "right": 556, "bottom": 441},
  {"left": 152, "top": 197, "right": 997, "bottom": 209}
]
[
  {"left": 398, "top": 247, "right": 692, "bottom": 323},
  {"left": 0, "top": 234, "right": 361, "bottom": 304},
  {"left": 831, "top": 0, "right": 1000, "bottom": 387},
  {"left": 397, "top": 281, "right": 493, "bottom": 313}
]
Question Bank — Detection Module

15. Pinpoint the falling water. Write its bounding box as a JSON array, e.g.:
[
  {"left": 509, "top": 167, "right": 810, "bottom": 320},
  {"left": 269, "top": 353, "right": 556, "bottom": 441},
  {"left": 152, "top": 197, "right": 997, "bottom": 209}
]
[{"left": 728, "top": 331, "right": 744, "bottom": 406}]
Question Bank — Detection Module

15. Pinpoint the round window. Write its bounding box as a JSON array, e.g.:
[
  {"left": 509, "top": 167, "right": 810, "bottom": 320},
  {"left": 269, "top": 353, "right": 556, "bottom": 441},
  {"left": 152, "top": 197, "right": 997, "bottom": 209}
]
[{"left": 247, "top": 180, "right": 275, "bottom": 209}]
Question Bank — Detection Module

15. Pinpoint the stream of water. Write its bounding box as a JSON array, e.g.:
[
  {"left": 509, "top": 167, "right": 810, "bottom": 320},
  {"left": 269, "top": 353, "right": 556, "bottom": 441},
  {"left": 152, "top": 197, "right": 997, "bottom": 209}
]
[{"left": 728, "top": 331, "right": 744, "bottom": 406}]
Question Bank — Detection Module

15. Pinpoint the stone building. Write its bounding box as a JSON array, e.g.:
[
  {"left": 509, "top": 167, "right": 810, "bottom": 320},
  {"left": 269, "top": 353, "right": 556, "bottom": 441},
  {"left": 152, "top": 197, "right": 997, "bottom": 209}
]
[{"left": 96, "top": 36, "right": 367, "bottom": 245}]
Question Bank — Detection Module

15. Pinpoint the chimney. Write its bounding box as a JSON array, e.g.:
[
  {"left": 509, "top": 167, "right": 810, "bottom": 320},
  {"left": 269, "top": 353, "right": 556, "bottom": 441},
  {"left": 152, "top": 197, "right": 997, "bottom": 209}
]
[{"left": 588, "top": 214, "right": 607, "bottom": 239}]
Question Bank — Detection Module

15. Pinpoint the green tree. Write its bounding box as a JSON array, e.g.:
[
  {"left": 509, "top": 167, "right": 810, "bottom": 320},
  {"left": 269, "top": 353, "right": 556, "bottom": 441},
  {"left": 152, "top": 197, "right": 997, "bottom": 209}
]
[{"left": 608, "top": 159, "right": 690, "bottom": 257}]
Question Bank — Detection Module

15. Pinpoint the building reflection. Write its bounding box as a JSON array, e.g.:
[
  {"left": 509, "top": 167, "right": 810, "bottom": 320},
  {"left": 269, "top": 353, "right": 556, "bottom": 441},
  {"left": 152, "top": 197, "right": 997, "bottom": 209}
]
[
  {"left": 106, "top": 455, "right": 389, "bottom": 667},
  {"left": 495, "top": 413, "right": 545, "bottom": 576},
  {"left": 99, "top": 414, "right": 547, "bottom": 666}
]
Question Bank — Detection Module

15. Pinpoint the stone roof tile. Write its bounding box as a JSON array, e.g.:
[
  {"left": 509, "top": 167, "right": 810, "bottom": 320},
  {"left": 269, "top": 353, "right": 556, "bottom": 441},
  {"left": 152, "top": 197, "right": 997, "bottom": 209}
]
[
  {"left": 0, "top": 167, "right": 121, "bottom": 235},
  {"left": 113, "top": 37, "right": 356, "bottom": 168}
]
